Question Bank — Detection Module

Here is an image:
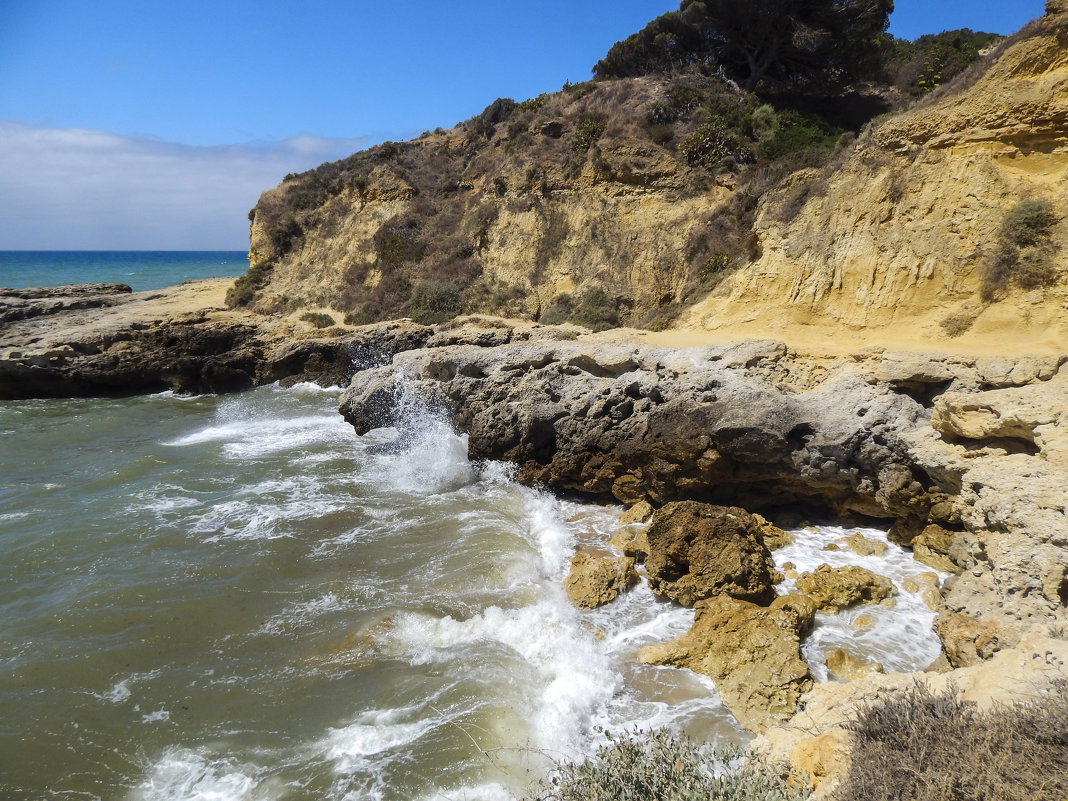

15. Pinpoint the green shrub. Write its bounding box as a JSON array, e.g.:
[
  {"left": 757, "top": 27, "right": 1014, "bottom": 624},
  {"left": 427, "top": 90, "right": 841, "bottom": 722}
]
[
  {"left": 569, "top": 117, "right": 607, "bottom": 154},
  {"left": 373, "top": 225, "right": 427, "bottom": 266},
  {"left": 518, "top": 93, "right": 549, "bottom": 112},
  {"left": 529, "top": 728, "right": 810, "bottom": 801},
  {"left": 406, "top": 280, "right": 463, "bottom": 324},
  {"left": 344, "top": 303, "right": 381, "bottom": 326},
  {"left": 756, "top": 110, "right": 842, "bottom": 162},
  {"left": 842, "top": 681, "right": 1068, "bottom": 801},
  {"left": 981, "top": 199, "right": 1060, "bottom": 301},
  {"left": 569, "top": 287, "right": 620, "bottom": 332},
  {"left": 225, "top": 262, "right": 273, "bottom": 308},
  {"left": 539, "top": 294, "right": 573, "bottom": 325},
  {"left": 298, "top": 311, "right": 335, "bottom": 329},
  {"left": 680, "top": 121, "right": 754, "bottom": 170}
]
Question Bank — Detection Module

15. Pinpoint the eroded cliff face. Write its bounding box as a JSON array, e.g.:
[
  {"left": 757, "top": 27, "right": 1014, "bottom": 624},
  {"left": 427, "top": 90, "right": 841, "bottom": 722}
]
[
  {"left": 241, "top": 74, "right": 740, "bottom": 326},
  {"left": 240, "top": 6, "right": 1068, "bottom": 354},
  {"left": 683, "top": 5, "right": 1068, "bottom": 350}
]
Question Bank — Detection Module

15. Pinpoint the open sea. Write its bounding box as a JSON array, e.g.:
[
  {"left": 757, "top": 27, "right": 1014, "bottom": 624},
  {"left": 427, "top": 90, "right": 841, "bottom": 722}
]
[
  {"left": 0, "top": 259, "right": 947, "bottom": 800},
  {"left": 0, "top": 251, "right": 247, "bottom": 292}
]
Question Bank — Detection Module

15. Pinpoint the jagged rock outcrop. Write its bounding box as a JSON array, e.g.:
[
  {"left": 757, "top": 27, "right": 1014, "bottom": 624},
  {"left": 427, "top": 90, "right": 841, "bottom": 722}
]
[
  {"left": 338, "top": 329, "right": 1068, "bottom": 642},
  {"left": 0, "top": 281, "right": 434, "bottom": 399},
  {"left": 0, "top": 283, "right": 132, "bottom": 324},
  {"left": 637, "top": 594, "right": 814, "bottom": 734},
  {"left": 903, "top": 368, "right": 1068, "bottom": 642},
  {"left": 643, "top": 501, "right": 778, "bottom": 606},
  {"left": 339, "top": 338, "right": 940, "bottom": 522}
]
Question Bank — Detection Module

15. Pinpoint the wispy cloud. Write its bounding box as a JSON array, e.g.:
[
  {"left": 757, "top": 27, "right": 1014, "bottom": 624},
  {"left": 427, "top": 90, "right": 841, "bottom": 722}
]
[{"left": 0, "top": 121, "right": 369, "bottom": 250}]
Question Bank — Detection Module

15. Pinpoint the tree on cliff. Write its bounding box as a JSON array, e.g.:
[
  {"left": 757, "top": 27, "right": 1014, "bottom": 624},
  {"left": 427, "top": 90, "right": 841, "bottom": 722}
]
[{"left": 594, "top": 0, "right": 894, "bottom": 91}]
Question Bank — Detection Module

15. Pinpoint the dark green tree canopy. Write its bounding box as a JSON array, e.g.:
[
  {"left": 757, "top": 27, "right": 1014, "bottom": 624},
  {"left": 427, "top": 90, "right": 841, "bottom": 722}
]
[{"left": 594, "top": 0, "right": 894, "bottom": 92}]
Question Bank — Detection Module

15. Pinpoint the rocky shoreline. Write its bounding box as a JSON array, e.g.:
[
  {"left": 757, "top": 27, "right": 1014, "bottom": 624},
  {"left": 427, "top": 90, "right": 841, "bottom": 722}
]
[{"left": 3, "top": 284, "right": 1066, "bottom": 794}]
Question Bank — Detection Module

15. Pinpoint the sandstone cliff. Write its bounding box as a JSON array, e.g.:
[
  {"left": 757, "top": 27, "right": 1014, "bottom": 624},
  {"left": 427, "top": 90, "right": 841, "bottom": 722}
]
[
  {"left": 236, "top": 5, "right": 1067, "bottom": 356},
  {"left": 682, "top": 3, "right": 1068, "bottom": 352}
]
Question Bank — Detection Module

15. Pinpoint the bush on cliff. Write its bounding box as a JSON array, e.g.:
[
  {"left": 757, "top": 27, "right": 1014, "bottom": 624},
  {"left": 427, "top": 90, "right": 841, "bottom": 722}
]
[
  {"left": 406, "top": 280, "right": 463, "bottom": 324},
  {"left": 530, "top": 728, "right": 810, "bottom": 801},
  {"left": 842, "top": 681, "right": 1068, "bottom": 801},
  {"left": 981, "top": 198, "right": 1060, "bottom": 301}
]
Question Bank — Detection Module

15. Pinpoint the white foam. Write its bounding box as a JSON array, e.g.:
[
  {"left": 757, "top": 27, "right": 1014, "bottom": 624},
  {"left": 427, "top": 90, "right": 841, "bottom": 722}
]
[
  {"left": 165, "top": 413, "right": 347, "bottom": 459},
  {"left": 188, "top": 478, "right": 347, "bottom": 542},
  {"left": 130, "top": 750, "right": 258, "bottom": 801},
  {"left": 94, "top": 670, "right": 162, "bottom": 704},
  {"left": 142, "top": 709, "right": 171, "bottom": 723},
  {"left": 774, "top": 524, "right": 947, "bottom": 680},
  {"left": 257, "top": 592, "right": 352, "bottom": 635},
  {"left": 321, "top": 706, "right": 437, "bottom": 767}
]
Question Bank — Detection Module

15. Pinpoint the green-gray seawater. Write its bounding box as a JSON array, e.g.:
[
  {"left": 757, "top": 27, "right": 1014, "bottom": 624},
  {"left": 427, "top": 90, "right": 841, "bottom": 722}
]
[
  {"left": 0, "top": 382, "right": 943, "bottom": 800},
  {"left": 0, "top": 383, "right": 738, "bottom": 801}
]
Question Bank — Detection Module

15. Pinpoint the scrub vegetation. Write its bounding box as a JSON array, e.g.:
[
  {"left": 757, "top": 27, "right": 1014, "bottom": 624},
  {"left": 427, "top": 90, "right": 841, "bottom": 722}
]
[
  {"left": 842, "top": 681, "right": 1068, "bottom": 801},
  {"left": 530, "top": 728, "right": 810, "bottom": 801},
  {"left": 232, "top": 1, "right": 1004, "bottom": 331}
]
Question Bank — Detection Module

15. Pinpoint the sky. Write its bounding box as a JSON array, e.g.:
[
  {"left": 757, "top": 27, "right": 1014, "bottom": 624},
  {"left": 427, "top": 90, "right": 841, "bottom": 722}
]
[{"left": 0, "top": 0, "right": 1049, "bottom": 250}]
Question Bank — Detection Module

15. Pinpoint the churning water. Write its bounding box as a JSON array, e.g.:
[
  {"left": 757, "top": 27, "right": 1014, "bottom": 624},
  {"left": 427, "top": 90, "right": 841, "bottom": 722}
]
[{"left": 0, "top": 381, "right": 944, "bottom": 800}]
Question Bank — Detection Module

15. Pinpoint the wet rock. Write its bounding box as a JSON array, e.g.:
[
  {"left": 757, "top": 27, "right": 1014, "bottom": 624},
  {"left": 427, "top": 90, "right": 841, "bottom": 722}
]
[
  {"left": 796, "top": 564, "right": 897, "bottom": 613},
  {"left": 755, "top": 514, "right": 793, "bottom": 550},
  {"left": 637, "top": 594, "right": 813, "bottom": 734},
  {"left": 564, "top": 552, "right": 639, "bottom": 609},
  {"left": 851, "top": 613, "right": 876, "bottom": 632},
  {"left": 825, "top": 648, "right": 884, "bottom": 681},
  {"left": 911, "top": 523, "right": 958, "bottom": 573},
  {"left": 644, "top": 501, "right": 777, "bottom": 607},
  {"left": 770, "top": 593, "right": 817, "bottom": 637},
  {"left": 837, "top": 532, "right": 888, "bottom": 557},
  {"left": 619, "top": 500, "right": 653, "bottom": 525},
  {"left": 608, "top": 524, "right": 649, "bottom": 559}
]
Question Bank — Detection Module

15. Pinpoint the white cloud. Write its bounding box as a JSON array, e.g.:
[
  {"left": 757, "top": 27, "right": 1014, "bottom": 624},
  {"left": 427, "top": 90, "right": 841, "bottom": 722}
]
[{"left": 0, "top": 121, "right": 369, "bottom": 249}]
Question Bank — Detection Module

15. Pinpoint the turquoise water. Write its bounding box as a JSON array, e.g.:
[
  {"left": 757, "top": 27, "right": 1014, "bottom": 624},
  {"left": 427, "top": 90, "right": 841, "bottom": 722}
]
[{"left": 0, "top": 251, "right": 247, "bottom": 292}]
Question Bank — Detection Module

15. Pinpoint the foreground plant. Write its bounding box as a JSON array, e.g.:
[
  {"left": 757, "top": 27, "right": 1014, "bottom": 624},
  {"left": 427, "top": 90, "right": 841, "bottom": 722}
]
[
  {"left": 842, "top": 681, "right": 1068, "bottom": 801},
  {"left": 530, "top": 728, "right": 810, "bottom": 801}
]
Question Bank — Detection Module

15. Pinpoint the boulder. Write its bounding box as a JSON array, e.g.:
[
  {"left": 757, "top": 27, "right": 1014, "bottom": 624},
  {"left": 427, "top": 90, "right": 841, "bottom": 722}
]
[
  {"left": 754, "top": 513, "right": 793, "bottom": 550},
  {"left": 825, "top": 648, "right": 884, "bottom": 681},
  {"left": 564, "top": 552, "right": 639, "bottom": 609},
  {"left": 837, "top": 532, "right": 888, "bottom": 557},
  {"left": 643, "top": 501, "right": 778, "bottom": 607},
  {"left": 796, "top": 564, "right": 897, "bottom": 613},
  {"left": 608, "top": 524, "right": 650, "bottom": 559},
  {"left": 933, "top": 611, "right": 1006, "bottom": 667},
  {"left": 619, "top": 500, "right": 653, "bottom": 525},
  {"left": 770, "top": 593, "right": 818, "bottom": 637},
  {"left": 911, "top": 523, "right": 958, "bottom": 573},
  {"left": 637, "top": 594, "right": 813, "bottom": 734}
]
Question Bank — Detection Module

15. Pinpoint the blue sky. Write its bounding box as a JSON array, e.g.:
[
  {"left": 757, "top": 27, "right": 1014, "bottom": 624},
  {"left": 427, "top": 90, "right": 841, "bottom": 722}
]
[{"left": 0, "top": 0, "right": 1048, "bottom": 249}]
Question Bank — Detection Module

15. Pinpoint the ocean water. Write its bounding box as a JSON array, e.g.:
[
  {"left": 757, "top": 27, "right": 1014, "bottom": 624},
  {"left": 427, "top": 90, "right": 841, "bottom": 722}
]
[
  {"left": 0, "top": 379, "right": 946, "bottom": 800},
  {"left": 0, "top": 251, "right": 247, "bottom": 292}
]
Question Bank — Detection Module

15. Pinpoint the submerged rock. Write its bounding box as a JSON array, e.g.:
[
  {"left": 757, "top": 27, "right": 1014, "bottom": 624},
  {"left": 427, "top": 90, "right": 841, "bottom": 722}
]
[
  {"left": 637, "top": 594, "right": 813, "bottom": 734},
  {"left": 825, "top": 648, "right": 884, "bottom": 681},
  {"left": 643, "top": 501, "right": 778, "bottom": 607}
]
